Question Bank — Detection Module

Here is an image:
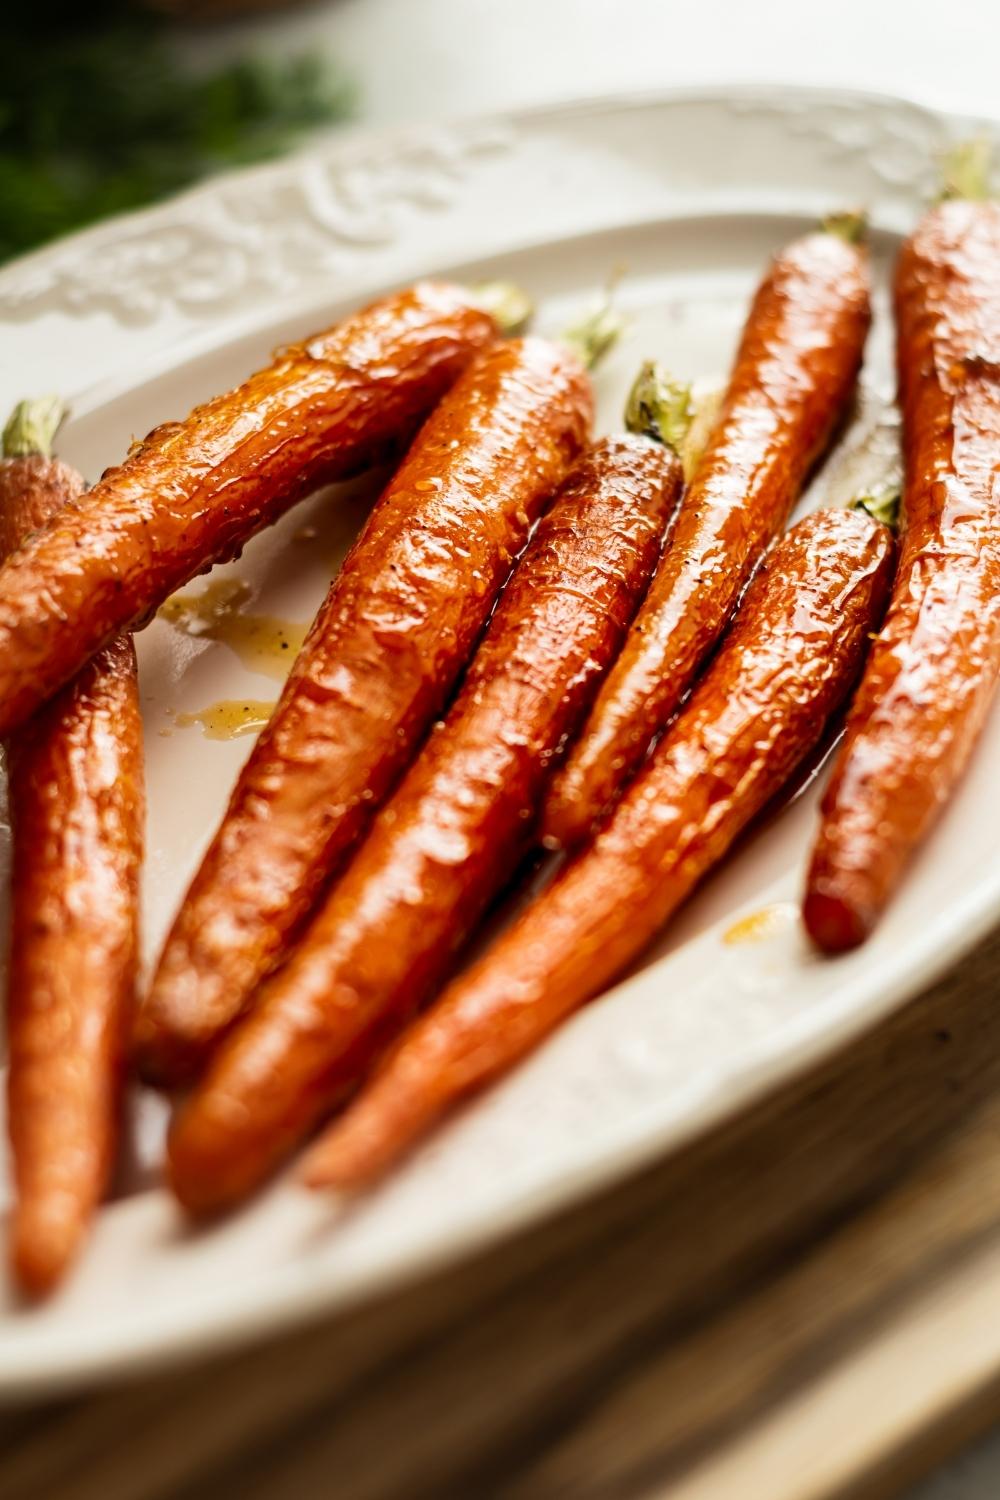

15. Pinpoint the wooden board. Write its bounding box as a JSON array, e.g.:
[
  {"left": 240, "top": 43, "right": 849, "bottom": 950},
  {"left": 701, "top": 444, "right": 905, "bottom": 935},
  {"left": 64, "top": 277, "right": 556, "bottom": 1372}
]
[{"left": 2, "top": 924, "right": 1000, "bottom": 1500}]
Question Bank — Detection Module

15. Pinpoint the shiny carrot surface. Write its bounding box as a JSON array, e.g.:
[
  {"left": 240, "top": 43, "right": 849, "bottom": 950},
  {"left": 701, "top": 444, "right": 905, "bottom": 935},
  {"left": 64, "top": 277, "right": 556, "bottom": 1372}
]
[
  {"left": 305, "top": 508, "right": 893, "bottom": 1190},
  {"left": 805, "top": 197, "right": 1000, "bottom": 951},
  {"left": 0, "top": 449, "right": 82, "bottom": 558},
  {"left": 166, "top": 434, "right": 678, "bottom": 1213},
  {"left": 0, "top": 283, "right": 497, "bottom": 739},
  {"left": 138, "top": 337, "right": 592, "bottom": 1087},
  {"left": 1, "top": 420, "right": 143, "bottom": 1296},
  {"left": 542, "top": 225, "right": 871, "bottom": 847}
]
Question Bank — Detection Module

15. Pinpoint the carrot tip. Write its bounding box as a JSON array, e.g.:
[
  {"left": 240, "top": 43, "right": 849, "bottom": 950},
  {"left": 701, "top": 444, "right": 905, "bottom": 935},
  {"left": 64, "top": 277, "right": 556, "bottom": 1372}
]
[
  {"left": 132, "top": 1022, "right": 204, "bottom": 1092},
  {"left": 802, "top": 886, "right": 874, "bottom": 953},
  {"left": 538, "top": 796, "right": 588, "bottom": 852},
  {"left": 300, "top": 1156, "right": 343, "bottom": 1192},
  {"left": 300, "top": 1132, "right": 377, "bottom": 1193},
  {"left": 11, "top": 1200, "right": 84, "bottom": 1299}
]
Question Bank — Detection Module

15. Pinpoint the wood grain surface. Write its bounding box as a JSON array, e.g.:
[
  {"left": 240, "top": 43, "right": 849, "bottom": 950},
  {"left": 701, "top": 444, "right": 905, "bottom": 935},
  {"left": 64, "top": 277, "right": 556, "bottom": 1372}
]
[{"left": 2, "top": 925, "right": 1000, "bottom": 1500}]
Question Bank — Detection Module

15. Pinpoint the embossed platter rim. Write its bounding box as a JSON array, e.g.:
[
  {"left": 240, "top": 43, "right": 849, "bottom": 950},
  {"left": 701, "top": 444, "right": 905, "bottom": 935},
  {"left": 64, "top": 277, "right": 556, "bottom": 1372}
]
[{"left": 1, "top": 85, "right": 999, "bottom": 1396}]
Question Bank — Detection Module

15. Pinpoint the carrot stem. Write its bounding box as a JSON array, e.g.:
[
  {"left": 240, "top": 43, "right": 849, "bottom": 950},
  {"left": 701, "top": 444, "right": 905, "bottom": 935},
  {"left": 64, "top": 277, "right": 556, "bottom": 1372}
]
[
  {"left": 820, "top": 209, "right": 868, "bottom": 244},
  {"left": 849, "top": 483, "right": 901, "bottom": 531},
  {"left": 470, "top": 281, "right": 535, "bottom": 337},
  {"left": 2, "top": 397, "right": 67, "bottom": 460},
  {"left": 560, "top": 288, "right": 626, "bottom": 371},
  {"left": 940, "top": 139, "right": 993, "bottom": 202},
  {"left": 624, "top": 361, "right": 693, "bottom": 457}
]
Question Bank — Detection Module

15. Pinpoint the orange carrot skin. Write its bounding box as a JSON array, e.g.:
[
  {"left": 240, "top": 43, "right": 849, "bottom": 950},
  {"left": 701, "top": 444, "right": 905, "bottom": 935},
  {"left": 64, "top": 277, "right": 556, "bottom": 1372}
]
[
  {"left": 0, "top": 456, "right": 144, "bottom": 1296},
  {"left": 0, "top": 454, "right": 83, "bottom": 557},
  {"left": 305, "top": 507, "right": 894, "bottom": 1190},
  {"left": 167, "top": 435, "right": 679, "bottom": 1214},
  {"left": 542, "top": 230, "right": 871, "bottom": 848},
  {"left": 138, "top": 338, "right": 592, "bottom": 1089},
  {"left": 0, "top": 283, "right": 497, "bottom": 740},
  {"left": 805, "top": 202, "right": 1000, "bottom": 951}
]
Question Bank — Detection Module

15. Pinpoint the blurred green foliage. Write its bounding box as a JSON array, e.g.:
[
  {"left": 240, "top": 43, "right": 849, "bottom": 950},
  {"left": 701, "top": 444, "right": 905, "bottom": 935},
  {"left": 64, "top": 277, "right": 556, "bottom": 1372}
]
[{"left": 0, "top": 1, "right": 354, "bottom": 262}]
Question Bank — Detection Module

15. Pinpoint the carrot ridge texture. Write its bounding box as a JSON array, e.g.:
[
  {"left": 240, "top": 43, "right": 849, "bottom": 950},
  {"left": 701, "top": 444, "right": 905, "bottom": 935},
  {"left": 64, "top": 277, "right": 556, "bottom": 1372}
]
[
  {"left": 138, "top": 336, "right": 592, "bottom": 1086},
  {"left": 806, "top": 198, "right": 1000, "bottom": 950},
  {"left": 542, "top": 227, "right": 871, "bottom": 848},
  {"left": 167, "top": 434, "right": 678, "bottom": 1213},
  {"left": 0, "top": 283, "right": 497, "bottom": 740},
  {"left": 306, "top": 507, "right": 894, "bottom": 1189},
  {"left": 0, "top": 453, "right": 143, "bottom": 1295}
]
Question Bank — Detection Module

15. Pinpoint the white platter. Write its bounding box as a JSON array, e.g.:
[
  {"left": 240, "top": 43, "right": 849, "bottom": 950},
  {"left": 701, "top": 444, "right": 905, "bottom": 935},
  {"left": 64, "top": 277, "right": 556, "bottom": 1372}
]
[{"left": 1, "top": 86, "right": 998, "bottom": 1398}]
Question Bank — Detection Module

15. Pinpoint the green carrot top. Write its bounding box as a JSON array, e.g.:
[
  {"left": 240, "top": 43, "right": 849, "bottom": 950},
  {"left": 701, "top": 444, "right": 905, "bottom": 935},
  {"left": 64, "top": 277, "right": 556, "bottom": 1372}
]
[{"left": 2, "top": 397, "right": 67, "bottom": 460}]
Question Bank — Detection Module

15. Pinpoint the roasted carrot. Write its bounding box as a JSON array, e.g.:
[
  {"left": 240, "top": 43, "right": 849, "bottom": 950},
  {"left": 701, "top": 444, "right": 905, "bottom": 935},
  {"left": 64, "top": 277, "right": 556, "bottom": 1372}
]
[
  {"left": 1, "top": 401, "right": 144, "bottom": 1296},
  {"left": 805, "top": 152, "right": 1000, "bottom": 951},
  {"left": 166, "top": 432, "right": 678, "bottom": 1212},
  {"left": 0, "top": 283, "right": 502, "bottom": 740},
  {"left": 304, "top": 507, "right": 894, "bottom": 1190},
  {"left": 0, "top": 398, "right": 81, "bottom": 556},
  {"left": 541, "top": 218, "right": 872, "bottom": 848},
  {"left": 137, "top": 337, "right": 592, "bottom": 1087}
]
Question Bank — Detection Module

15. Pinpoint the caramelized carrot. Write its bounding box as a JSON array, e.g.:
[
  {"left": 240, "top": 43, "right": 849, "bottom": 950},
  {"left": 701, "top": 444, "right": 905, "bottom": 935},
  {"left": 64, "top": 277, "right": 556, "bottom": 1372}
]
[
  {"left": 166, "top": 434, "right": 678, "bottom": 1213},
  {"left": 1, "top": 401, "right": 143, "bottom": 1295},
  {"left": 542, "top": 220, "right": 871, "bottom": 847},
  {"left": 0, "top": 399, "right": 81, "bottom": 556},
  {"left": 305, "top": 507, "right": 894, "bottom": 1190},
  {"left": 137, "top": 337, "right": 591, "bottom": 1087},
  {"left": 805, "top": 162, "right": 1000, "bottom": 950},
  {"left": 0, "top": 283, "right": 499, "bottom": 739}
]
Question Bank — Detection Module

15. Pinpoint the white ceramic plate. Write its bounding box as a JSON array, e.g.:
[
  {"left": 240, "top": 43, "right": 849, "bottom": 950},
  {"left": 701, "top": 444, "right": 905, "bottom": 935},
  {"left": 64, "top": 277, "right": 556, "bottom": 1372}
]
[{"left": 1, "top": 86, "right": 998, "bottom": 1398}]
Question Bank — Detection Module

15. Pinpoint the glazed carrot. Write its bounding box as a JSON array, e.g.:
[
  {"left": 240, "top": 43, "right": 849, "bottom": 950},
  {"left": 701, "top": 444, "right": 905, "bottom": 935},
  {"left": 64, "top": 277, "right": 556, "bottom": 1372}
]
[
  {"left": 137, "top": 337, "right": 591, "bottom": 1087},
  {"left": 805, "top": 151, "right": 1000, "bottom": 951},
  {"left": 0, "top": 398, "right": 81, "bottom": 556},
  {"left": 542, "top": 218, "right": 872, "bottom": 847},
  {"left": 0, "top": 282, "right": 502, "bottom": 739},
  {"left": 304, "top": 507, "right": 894, "bottom": 1190},
  {"left": 166, "top": 433, "right": 679, "bottom": 1212},
  {"left": 1, "top": 401, "right": 144, "bottom": 1296}
]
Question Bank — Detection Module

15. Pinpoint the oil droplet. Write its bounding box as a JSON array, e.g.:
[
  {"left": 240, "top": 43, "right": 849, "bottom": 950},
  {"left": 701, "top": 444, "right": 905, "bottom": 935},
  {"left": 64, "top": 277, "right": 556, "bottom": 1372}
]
[
  {"left": 175, "top": 699, "right": 275, "bottom": 741},
  {"left": 160, "top": 576, "right": 251, "bottom": 629},
  {"left": 159, "top": 578, "right": 308, "bottom": 682},
  {"left": 722, "top": 902, "right": 796, "bottom": 946}
]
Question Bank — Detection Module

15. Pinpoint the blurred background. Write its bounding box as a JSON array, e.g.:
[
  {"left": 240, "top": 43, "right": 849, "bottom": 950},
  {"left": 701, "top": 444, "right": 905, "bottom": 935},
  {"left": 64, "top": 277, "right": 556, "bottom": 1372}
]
[{"left": 4, "top": 0, "right": 999, "bottom": 265}]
